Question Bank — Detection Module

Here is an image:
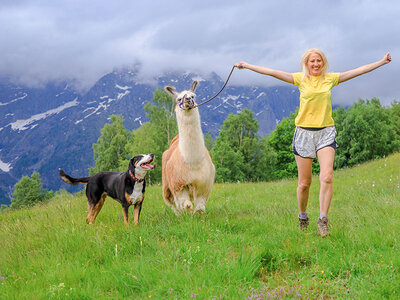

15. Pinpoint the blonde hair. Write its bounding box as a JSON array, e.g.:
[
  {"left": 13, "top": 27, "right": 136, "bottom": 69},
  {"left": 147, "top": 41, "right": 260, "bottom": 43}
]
[{"left": 300, "top": 48, "right": 329, "bottom": 78}]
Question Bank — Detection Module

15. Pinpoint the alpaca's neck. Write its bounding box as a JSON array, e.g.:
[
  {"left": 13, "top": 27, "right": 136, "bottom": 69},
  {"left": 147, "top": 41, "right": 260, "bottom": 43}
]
[{"left": 177, "top": 109, "right": 205, "bottom": 164}]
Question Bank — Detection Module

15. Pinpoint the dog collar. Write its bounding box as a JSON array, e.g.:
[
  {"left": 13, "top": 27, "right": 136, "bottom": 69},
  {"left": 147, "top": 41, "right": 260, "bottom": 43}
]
[{"left": 129, "top": 170, "right": 144, "bottom": 183}]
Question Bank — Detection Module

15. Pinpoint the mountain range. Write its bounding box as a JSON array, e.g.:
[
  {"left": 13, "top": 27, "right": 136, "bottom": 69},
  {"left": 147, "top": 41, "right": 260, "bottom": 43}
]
[{"left": 0, "top": 68, "right": 299, "bottom": 205}]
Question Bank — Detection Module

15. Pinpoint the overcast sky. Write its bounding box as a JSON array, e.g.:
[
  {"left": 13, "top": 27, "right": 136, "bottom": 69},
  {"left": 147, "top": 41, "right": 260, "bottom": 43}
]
[{"left": 0, "top": 0, "right": 399, "bottom": 105}]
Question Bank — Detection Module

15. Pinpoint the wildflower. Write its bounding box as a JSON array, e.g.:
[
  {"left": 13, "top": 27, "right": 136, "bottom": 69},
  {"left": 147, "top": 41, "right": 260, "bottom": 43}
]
[
  {"left": 191, "top": 293, "right": 197, "bottom": 298},
  {"left": 0, "top": 276, "right": 4, "bottom": 280}
]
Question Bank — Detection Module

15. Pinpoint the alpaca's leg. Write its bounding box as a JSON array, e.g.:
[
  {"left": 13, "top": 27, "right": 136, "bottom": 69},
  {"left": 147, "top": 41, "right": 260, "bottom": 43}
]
[
  {"left": 194, "top": 195, "right": 207, "bottom": 214},
  {"left": 175, "top": 188, "right": 193, "bottom": 212},
  {"left": 167, "top": 201, "right": 180, "bottom": 216}
]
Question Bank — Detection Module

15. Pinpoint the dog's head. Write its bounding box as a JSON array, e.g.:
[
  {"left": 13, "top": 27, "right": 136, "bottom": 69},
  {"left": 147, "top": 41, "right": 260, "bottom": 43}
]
[
  {"left": 164, "top": 80, "right": 198, "bottom": 111},
  {"left": 128, "top": 153, "right": 156, "bottom": 180}
]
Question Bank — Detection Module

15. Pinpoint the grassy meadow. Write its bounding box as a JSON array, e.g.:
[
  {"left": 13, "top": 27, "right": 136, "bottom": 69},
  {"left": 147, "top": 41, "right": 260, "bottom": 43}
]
[{"left": 1, "top": 153, "right": 399, "bottom": 299}]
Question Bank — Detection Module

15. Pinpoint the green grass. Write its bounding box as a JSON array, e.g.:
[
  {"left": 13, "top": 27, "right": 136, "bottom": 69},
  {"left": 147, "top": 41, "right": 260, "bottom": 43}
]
[{"left": 1, "top": 153, "right": 399, "bottom": 299}]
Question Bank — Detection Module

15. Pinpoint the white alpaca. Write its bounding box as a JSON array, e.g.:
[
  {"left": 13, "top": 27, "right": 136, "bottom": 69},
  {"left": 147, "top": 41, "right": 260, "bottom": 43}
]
[{"left": 162, "top": 80, "right": 215, "bottom": 215}]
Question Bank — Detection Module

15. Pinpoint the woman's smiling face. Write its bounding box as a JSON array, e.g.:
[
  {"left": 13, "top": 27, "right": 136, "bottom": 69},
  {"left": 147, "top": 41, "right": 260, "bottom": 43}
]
[{"left": 307, "top": 52, "right": 324, "bottom": 76}]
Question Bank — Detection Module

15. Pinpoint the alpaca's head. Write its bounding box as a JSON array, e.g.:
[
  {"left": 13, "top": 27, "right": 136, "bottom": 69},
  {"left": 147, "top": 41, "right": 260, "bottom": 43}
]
[{"left": 164, "top": 80, "right": 198, "bottom": 111}]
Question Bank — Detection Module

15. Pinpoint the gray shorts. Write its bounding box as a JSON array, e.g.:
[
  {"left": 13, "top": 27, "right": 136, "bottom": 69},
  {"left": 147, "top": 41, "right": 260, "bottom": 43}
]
[{"left": 292, "top": 126, "right": 338, "bottom": 159}]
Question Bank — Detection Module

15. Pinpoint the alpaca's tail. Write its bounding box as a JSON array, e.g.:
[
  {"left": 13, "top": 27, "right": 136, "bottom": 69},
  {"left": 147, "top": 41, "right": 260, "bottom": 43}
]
[{"left": 59, "top": 168, "right": 90, "bottom": 185}]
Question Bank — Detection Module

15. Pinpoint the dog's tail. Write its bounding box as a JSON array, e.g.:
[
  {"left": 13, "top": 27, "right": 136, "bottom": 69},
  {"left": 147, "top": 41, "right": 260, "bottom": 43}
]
[{"left": 59, "top": 168, "right": 90, "bottom": 185}]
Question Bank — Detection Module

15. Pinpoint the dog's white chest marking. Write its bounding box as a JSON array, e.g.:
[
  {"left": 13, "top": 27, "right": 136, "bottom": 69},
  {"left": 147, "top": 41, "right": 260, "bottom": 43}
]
[{"left": 129, "top": 182, "right": 143, "bottom": 205}]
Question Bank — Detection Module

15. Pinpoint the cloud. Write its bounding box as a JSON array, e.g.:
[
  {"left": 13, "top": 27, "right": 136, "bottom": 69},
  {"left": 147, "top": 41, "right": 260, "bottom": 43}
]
[{"left": 0, "top": 0, "right": 398, "bottom": 104}]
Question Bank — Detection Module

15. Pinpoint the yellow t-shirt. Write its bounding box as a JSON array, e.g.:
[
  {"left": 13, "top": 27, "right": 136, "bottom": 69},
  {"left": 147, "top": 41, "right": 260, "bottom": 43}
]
[{"left": 292, "top": 72, "right": 340, "bottom": 127}]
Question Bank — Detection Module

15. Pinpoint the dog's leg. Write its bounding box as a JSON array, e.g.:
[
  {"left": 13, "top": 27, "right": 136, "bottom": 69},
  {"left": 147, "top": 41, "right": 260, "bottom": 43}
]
[
  {"left": 91, "top": 194, "right": 106, "bottom": 222},
  {"left": 86, "top": 188, "right": 97, "bottom": 224},
  {"left": 86, "top": 203, "right": 96, "bottom": 224},
  {"left": 122, "top": 206, "right": 129, "bottom": 225},
  {"left": 86, "top": 195, "right": 106, "bottom": 224},
  {"left": 133, "top": 194, "right": 145, "bottom": 225},
  {"left": 133, "top": 203, "right": 142, "bottom": 226}
]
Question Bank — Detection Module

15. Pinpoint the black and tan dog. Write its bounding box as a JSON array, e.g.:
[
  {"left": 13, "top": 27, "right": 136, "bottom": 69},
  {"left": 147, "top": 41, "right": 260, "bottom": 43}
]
[{"left": 59, "top": 154, "right": 156, "bottom": 225}]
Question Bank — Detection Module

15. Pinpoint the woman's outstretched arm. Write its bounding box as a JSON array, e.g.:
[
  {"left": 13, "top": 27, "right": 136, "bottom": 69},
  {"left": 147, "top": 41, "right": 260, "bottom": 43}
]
[
  {"left": 339, "top": 53, "right": 392, "bottom": 83},
  {"left": 234, "top": 62, "right": 294, "bottom": 84}
]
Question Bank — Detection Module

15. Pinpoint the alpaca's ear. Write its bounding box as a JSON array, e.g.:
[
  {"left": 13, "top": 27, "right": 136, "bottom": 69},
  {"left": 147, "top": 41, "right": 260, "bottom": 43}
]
[
  {"left": 164, "top": 86, "right": 177, "bottom": 97},
  {"left": 190, "top": 80, "right": 198, "bottom": 92}
]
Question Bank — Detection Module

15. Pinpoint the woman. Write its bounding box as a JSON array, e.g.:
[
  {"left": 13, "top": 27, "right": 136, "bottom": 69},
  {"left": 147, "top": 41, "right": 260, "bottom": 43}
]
[{"left": 235, "top": 49, "right": 391, "bottom": 237}]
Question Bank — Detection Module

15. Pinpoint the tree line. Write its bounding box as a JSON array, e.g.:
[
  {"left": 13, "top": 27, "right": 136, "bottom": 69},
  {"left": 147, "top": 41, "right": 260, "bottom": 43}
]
[{"left": 3, "top": 90, "right": 399, "bottom": 211}]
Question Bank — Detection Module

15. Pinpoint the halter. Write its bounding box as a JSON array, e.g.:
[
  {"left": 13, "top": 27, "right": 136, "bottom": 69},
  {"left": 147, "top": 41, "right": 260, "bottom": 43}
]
[{"left": 178, "top": 94, "right": 195, "bottom": 111}]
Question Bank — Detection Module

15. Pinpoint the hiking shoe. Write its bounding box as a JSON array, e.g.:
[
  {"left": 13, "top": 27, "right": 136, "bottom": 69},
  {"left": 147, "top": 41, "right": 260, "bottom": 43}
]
[
  {"left": 317, "top": 217, "right": 330, "bottom": 237},
  {"left": 299, "top": 217, "right": 309, "bottom": 230}
]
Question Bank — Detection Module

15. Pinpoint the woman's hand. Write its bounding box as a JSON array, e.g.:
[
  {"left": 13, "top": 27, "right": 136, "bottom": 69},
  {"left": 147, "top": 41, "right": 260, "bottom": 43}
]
[
  {"left": 381, "top": 53, "right": 392, "bottom": 65},
  {"left": 234, "top": 62, "right": 248, "bottom": 69}
]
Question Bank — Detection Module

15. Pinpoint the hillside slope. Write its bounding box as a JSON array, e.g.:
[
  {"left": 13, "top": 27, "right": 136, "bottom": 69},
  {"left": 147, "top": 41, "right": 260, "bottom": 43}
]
[{"left": 0, "top": 153, "right": 399, "bottom": 299}]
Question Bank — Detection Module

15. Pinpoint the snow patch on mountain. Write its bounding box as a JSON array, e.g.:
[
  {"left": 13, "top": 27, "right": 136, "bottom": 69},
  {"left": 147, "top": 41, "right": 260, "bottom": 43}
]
[
  {"left": 9, "top": 98, "right": 79, "bottom": 131},
  {"left": 75, "top": 101, "right": 108, "bottom": 124},
  {"left": 134, "top": 116, "right": 143, "bottom": 125},
  {"left": 256, "top": 110, "right": 264, "bottom": 116},
  {"left": 117, "top": 90, "right": 130, "bottom": 100},
  {"left": 0, "top": 158, "right": 11, "bottom": 172},
  {"left": 0, "top": 93, "right": 28, "bottom": 106},
  {"left": 256, "top": 92, "right": 266, "bottom": 99},
  {"left": 115, "top": 84, "right": 131, "bottom": 90},
  {"left": 212, "top": 95, "right": 240, "bottom": 110}
]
